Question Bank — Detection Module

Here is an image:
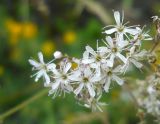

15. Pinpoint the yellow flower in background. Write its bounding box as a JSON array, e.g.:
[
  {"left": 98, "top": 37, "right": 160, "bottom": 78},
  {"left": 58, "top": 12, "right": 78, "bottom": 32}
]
[
  {"left": 63, "top": 31, "right": 76, "bottom": 44},
  {"left": 5, "top": 19, "right": 22, "bottom": 36},
  {"left": 9, "top": 35, "right": 19, "bottom": 46},
  {"left": 10, "top": 48, "right": 21, "bottom": 61},
  {"left": 22, "top": 22, "right": 38, "bottom": 39},
  {"left": 41, "top": 40, "right": 56, "bottom": 57},
  {"left": 0, "top": 65, "right": 4, "bottom": 76},
  {"left": 5, "top": 19, "right": 22, "bottom": 46}
]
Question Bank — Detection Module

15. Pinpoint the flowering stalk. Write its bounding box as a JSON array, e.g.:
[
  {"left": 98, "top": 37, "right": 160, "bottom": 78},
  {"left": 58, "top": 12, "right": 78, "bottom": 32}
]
[{"left": 29, "top": 11, "right": 156, "bottom": 113}]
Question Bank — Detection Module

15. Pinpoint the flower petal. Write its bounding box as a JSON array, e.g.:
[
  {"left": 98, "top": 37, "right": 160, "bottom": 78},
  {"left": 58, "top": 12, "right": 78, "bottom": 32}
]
[
  {"left": 74, "top": 83, "right": 84, "bottom": 95},
  {"left": 86, "top": 45, "right": 96, "bottom": 56},
  {"left": 83, "top": 51, "right": 89, "bottom": 59},
  {"left": 104, "top": 28, "right": 117, "bottom": 34},
  {"left": 38, "top": 52, "right": 44, "bottom": 64},
  {"left": 52, "top": 80, "right": 61, "bottom": 90},
  {"left": 28, "top": 59, "right": 40, "bottom": 67},
  {"left": 86, "top": 83, "right": 95, "bottom": 97},
  {"left": 114, "top": 11, "right": 121, "bottom": 25},
  {"left": 124, "top": 28, "right": 138, "bottom": 35},
  {"left": 64, "top": 62, "right": 71, "bottom": 73},
  {"left": 44, "top": 72, "right": 50, "bottom": 85},
  {"left": 104, "top": 77, "right": 111, "bottom": 92},
  {"left": 84, "top": 67, "right": 92, "bottom": 77},
  {"left": 106, "top": 36, "right": 114, "bottom": 47},
  {"left": 47, "top": 63, "right": 56, "bottom": 70},
  {"left": 116, "top": 53, "right": 127, "bottom": 63},
  {"left": 107, "top": 54, "right": 115, "bottom": 67},
  {"left": 130, "top": 58, "right": 143, "bottom": 68},
  {"left": 35, "top": 70, "right": 44, "bottom": 82},
  {"left": 112, "top": 75, "right": 124, "bottom": 85},
  {"left": 82, "top": 58, "right": 95, "bottom": 64}
]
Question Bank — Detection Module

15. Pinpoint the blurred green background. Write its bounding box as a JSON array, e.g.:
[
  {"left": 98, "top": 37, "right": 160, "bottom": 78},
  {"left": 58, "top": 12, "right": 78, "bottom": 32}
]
[{"left": 0, "top": 0, "right": 160, "bottom": 124}]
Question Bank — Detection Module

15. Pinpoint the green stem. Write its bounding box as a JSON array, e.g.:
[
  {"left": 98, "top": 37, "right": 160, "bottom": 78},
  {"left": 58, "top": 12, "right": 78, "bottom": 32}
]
[{"left": 0, "top": 89, "right": 48, "bottom": 121}]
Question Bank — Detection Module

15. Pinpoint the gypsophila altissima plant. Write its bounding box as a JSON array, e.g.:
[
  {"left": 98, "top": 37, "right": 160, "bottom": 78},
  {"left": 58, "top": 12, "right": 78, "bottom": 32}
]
[{"left": 29, "top": 11, "right": 160, "bottom": 118}]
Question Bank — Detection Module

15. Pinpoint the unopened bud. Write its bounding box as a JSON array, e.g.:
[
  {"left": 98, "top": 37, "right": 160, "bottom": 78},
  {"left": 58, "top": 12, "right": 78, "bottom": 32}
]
[{"left": 53, "top": 51, "right": 63, "bottom": 59}]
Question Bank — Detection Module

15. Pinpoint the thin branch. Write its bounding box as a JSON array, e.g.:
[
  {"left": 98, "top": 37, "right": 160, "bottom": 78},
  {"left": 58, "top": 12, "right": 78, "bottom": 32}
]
[
  {"left": 77, "top": 0, "right": 112, "bottom": 25},
  {"left": 0, "top": 89, "right": 48, "bottom": 121}
]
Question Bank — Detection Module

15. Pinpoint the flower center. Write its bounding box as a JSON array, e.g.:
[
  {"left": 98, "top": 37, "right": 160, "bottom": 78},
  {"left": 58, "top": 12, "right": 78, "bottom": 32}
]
[
  {"left": 107, "top": 70, "right": 112, "bottom": 76},
  {"left": 112, "top": 47, "right": 117, "bottom": 53},
  {"left": 118, "top": 26, "right": 124, "bottom": 32},
  {"left": 138, "top": 34, "right": 144, "bottom": 40},
  {"left": 96, "top": 55, "right": 102, "bottom": 62},
  {"left": 61, "top": 74, "right": 67, "bottom": 80},
  {"left": 83, "top": 77, "right": 89, "bottom": 83},
  {"left": 41, "top": 64, "right": 47, "bottom": 70}
]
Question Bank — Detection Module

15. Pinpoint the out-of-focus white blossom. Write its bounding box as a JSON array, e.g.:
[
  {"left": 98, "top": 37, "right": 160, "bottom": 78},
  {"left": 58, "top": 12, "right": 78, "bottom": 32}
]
[{"left": 29, "top": 52, "right": 56, "bottom": 86}]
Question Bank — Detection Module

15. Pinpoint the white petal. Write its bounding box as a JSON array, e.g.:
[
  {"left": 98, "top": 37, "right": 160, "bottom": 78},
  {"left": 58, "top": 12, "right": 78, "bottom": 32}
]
[
  {"left": 112, "top": 75, "right": 124, "bottom": 85},
  {"left": 47, "top": 63, "right": 56, "bottom": 70},
  {"left": 106, "top": 36, "right": 114, "bottom": 47},
  {"left": 65, "top": 84, "right": 73, "bottom": 92},
  {"left": 44, "top": 72, "right": 50, "bottom": 85},
  {"left": 117, "top": 40, "right": 128, "bottom": 48},
  {"left": 104, "top": 77, "right": 111, "bottom": 92},
  {"left": 74, "top": 83, "right": 84, "bottom": 95},
  {"left": 52, "top": 69, "right": 60, "bottom": 76},
  {"left": 144, "top": 37, "right": 153, "bottom": 40},
  {"left": 28, "top": 59, "right": 40, "bottom": 67},
  {"left": 52, "top": 80, "right": 60, "bottom": 90},
  {"left": 86, "top": 46, "right": 96, "bottom": 56},
  {"left": 104, "top": 28, "right": 117, "bottom": 34},
  {"left": 64, "top": 62, "right": 71, "bottom": 73},
  {"left": 68, "top": 71, "right": 81, "bottom": 81},
  {"left": 134, "top": 50, "right": 147, "bottom": 58},
  {"left": 114, "top": 11, "right": 121, "bottom": 25},
  {"left": 83, "top": 51, "right": 89, "bottom": 59},
  {"left": 38, "top": 52, "right": 44, "bottom": 64},
  {"left": 98, "top": 47, "right": 109, "bottom": 53},
  {"left": 90, "top": 74, "right": 101, "bottom": 82},
  {"left": 35, "top": 70, "right": 44, "bottom": 82},
  {"left": 113, "top": 65, "right": 122, "bottom": 73},
  {"left": 106, "top": 54, "right": 115, "bottom": 67},
  {"left": 90, "top": 63, "right": 100, "bottom": 68},
  {"left": 84, "top": 67, "right": 92, "bottom": 77},
  {"left": 130, "top": 58, "right": 143, "bottom": 68},
  {"left": 124, "top": 28, "right": 138, "bottom": 35},
  {"left": 82, "top": 58, "right": 95, "bottom": 64},
  {"left": 86, "top": 83, "right": 95, "bottom": 97},
  {"left": 116, "top": 53, "right": 127, "bottom": 63}
]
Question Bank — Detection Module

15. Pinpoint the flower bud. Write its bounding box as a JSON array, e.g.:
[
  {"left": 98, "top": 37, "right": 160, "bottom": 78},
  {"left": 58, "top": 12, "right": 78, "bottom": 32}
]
[{"left": 53, "top": 51, "right": 63, "bottom": 59}]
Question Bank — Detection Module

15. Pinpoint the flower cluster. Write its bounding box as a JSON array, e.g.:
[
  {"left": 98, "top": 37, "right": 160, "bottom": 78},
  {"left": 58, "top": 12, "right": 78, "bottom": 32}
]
[
  {"left": 29, "top": 11, "right": 152, "bottom": 111},
  {"left": 134, "top": 70, "right": 160, "bottom": 122}
]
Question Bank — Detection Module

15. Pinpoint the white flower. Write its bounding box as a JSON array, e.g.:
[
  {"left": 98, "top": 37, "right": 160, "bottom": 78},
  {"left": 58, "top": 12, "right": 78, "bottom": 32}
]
[
  {"left": 102, "top": 65, "right": 124, "bottom": 92},
  {"left": 70, "top": 66, "right": 101, "bottom": 97},
  {"left": 84, "top": 96, "right": 107, "bottom": 112},
  {"left": 49, "top": 62, "right": 73, "bottom": 97},
  {"left": 122, "top": 49, "right": 147, "bottom": 72},
  {"left": 29, "top": 52, "right": 56, "bottom": 86},
  {"left": 82, "top": 45, "right": 108, "bottom": 74},
  {"left": 103, "top": 36, "right": 128, "bottom": 67},
  {"left": 103, "top": 11, "right": 139, "bottom": 38},
  {"left": 82, "top": 45, "right": 107, "bottom": 66},
  {"left": 133, "top": 27, "right": 152, "bottom": 46}
]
